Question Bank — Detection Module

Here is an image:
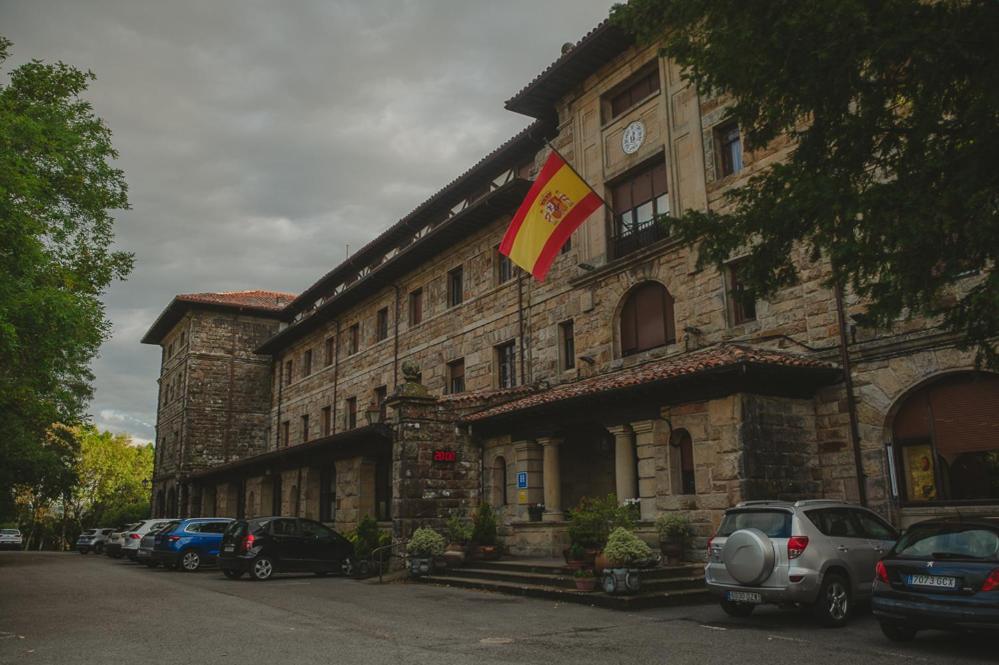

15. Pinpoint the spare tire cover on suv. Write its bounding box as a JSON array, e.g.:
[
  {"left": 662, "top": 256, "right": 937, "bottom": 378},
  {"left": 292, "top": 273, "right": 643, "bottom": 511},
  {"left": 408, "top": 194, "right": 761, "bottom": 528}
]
[{"left": 722, "top": 528, "right": 776, "bottom": 585}]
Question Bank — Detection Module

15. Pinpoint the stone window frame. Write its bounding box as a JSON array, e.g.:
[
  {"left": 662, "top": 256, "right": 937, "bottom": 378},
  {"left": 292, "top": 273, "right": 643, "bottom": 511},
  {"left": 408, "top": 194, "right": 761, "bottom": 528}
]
[
  {"left": 668, "top": 428, "right": 696, "bottom": 496},
  {"left": 495, "top": 340, "right": 517, "bottom": 389},
  {"left": 375, "top": 306, "right": 389, "bottom": 342},
  {"left": 284, "top": 359, "right": 293, "bottom": 386},
  {"left": 601, "top": 60, "right": 661, "bottom": 124},
  {"left": 724, "top": 257, "right": 758, "bottom": 326},
  {"left": 345, "top": 397, "right": 357, "bottom": 430},
  {"left": 495, "top": 246, "right": 514, "bottom": 286},
  {"left": 558, "top": 319, "right": 575, "bottom": 372},
  {"left": 408, "top": 288, "right": 424, "bottom": 326},
  {"left": 303, "top": 348, "right": 313, "bottom": 377},
  {"left": 301, "top": 413, "right": 309, "bottom": 443},
  {"left": 347, "top": 323, "right": 360, "bottom": 356},
  {"left": 374, "top": 385, "right": 387, "bottom": 419},
  {"left": 617, "top": 280, "right": 676, "bottom": 358},
  {"left": 447, "top": 358, "right": 466, "bottom": 394},
  {"left": 447, "top": 265, "right": 464, "bottom": 308},
  {"left": 715, "top": 120, "right": 743, "bottom": 178},
  {"left": 281, "top": 420, "right": 290, "bottom": 448},
  {"left": 321, "top": 405, "right": 331, "bottom": 437},
  {"left": 324, "top": 337, "right": 335, "bottom": 367}
]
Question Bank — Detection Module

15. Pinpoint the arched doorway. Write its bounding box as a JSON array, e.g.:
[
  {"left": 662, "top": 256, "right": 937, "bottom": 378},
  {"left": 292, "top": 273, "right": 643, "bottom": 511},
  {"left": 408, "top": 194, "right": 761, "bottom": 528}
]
[
  {"left": 617, "top": 281, "right": 676, "bottom": 357},
  {"left": 890, "top": 372, "right": 999, "bottom": 504},
  {"left": 560, "top": 424, "right": 616, "bottom": 511}
]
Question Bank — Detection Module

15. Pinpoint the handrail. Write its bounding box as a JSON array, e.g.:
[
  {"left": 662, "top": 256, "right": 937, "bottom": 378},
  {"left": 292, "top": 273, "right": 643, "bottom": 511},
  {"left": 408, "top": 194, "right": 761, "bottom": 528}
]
[{"left": 369, "top": 541, "right": 408, "bottom": 583}]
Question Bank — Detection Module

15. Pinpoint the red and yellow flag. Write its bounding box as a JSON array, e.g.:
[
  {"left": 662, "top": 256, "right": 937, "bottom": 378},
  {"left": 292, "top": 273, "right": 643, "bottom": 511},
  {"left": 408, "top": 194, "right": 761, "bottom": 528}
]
[{"left": 500, "top": 150, "right": 602, "bottom": 281}]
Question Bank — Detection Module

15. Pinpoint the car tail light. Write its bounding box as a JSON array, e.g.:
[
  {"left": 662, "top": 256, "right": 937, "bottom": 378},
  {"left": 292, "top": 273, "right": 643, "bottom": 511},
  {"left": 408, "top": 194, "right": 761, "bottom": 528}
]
[
  {"left": 787, "top": 536, "right": 809, "bottom": 560},
  {"left": 982, "top": 569, "right": 999, "bottom": 593},
  {"left": 168, "top": 536, "right": 180, "bottom": 542},
  {"left": 241, "top": 534, "right": 255, "bottom": 553},
  {"left": 875, "top": 560, "right": 889, "bottom": 584},
  {"left": 129, "top": 534, "right": 141, "bottom": 539}
]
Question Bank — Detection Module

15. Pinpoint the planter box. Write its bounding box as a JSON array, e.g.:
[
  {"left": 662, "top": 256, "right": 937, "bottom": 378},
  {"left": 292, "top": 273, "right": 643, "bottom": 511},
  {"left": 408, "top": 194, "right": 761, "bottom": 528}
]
[{"left": 601, "top": 567, "right": 643, "bottom": 595}]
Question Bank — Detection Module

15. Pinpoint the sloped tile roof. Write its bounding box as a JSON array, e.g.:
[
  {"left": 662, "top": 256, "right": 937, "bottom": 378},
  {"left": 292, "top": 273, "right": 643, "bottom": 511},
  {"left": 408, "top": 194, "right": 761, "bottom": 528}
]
[
  {"left": 439, "top": 385, "right": 537, "bottom": 405},
  {"left": 175, "top": 290, "right": 295, "bottom": 311},
  {"left": 464, "top": 344, "right": 836, "bottom": 423}
]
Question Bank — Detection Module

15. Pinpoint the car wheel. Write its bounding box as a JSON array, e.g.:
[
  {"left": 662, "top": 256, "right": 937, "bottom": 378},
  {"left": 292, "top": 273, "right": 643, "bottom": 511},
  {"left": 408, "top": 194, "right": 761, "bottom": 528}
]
[
  {"left": 880, "top": 621, "right": 917, "bottom": 642},
  {"left": 720, "top": 599, "right": 755, "bottom": 618},
  {"left": 250, "top": 556, "right": 274, "bottom": 581},
  {"left": 222, "top": 568, "right": 243, "bottom": 580},
  {"left": 812, "top": 573, "right": 851, "bottom": 627},
  {"left": 340, "top": 556, "right": 355, "bottom": 577},
  {"left": 180, "top": 549, "right": 201, "bottom": 572}
]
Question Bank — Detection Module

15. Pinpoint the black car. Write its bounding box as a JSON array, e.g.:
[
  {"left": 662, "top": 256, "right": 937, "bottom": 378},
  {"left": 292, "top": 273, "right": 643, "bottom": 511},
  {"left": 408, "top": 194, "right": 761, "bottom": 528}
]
[
  {"left": 873, "top": 517, "right": 999, "bottom": 641},
  {"left": 217, "top": 517, "right": 355, "bottom": 581}
]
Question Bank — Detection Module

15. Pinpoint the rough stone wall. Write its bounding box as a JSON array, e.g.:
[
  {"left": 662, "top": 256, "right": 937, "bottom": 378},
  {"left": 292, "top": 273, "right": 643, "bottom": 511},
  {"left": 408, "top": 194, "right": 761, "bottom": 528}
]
[{"left": 740, "top": 394, "right": 820, "bottom": 501}]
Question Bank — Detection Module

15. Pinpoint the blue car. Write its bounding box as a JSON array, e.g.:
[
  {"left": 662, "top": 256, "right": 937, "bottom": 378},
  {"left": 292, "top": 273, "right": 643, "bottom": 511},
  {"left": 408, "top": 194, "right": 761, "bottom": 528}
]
[{"left": 152, "top": 518, "right": 234, "bottom": 572}]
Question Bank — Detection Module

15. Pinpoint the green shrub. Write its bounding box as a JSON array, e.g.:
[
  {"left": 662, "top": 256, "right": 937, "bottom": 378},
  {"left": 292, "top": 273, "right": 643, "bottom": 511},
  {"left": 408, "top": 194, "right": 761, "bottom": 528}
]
[
  {"left": 407, "top": 527, "right": 446, "bottom": 557},
  {"left": 445, "top": 515, "right": 472, "bottom": 545},
  {"left": 603, "top": 527, "right": 654, "bottom": 567},
  {"left": 655, "top": 513, "right": 694, "bottom": 541},
  {"left": 471, "top": 503, "right": 497, "bottom": 546},
  {"left": 353, "top": 515, "right": 381, "bottom": 559},
  {"left": 566, "top": 494, "right": 633, "bottom": 549}
]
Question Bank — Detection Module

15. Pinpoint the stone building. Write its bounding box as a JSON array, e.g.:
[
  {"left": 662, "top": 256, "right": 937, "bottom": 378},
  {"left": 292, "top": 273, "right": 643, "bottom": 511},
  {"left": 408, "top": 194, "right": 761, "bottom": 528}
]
[{"left": 143, "top": 20, "right": 997, "bottom": 557}]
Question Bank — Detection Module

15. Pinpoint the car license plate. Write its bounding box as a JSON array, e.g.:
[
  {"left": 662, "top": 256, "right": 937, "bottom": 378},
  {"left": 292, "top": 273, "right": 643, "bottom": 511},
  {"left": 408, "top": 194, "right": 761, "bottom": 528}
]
[
  {"left": 223, "top": 545, "right": 234, "bottom": 552},
  {"left": 726, "top": 591, "right": 762, "bottom": 604},
  {"left": 906, "top": 574, "right": 957, "bottom": 589}
]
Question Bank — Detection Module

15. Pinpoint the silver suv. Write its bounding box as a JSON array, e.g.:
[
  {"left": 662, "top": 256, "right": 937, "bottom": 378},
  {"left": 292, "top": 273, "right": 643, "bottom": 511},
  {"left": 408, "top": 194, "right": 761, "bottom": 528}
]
[{"left": 705, "top": 500, "right": 898, "bottom": 626}]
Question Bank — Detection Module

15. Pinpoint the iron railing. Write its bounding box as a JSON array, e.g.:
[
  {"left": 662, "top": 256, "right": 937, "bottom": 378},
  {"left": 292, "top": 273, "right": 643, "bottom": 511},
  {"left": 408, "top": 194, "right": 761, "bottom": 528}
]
[{"left": 611, "top": 220, "right": 671, "bottom": 260}]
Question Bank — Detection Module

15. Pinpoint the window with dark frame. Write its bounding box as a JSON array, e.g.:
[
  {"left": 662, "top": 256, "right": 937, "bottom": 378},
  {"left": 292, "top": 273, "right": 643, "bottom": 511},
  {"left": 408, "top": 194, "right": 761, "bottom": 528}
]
[
  {"left": 321, "top": 406, "right": 331, "bottom": 437},
  {"left": 347, "top": 323, "right": 359, "bottom": 355},
  {"left": 374, "top": 385, "right": 387, "bottom": 419},
  {"left": 447, "top": 266, "right": 464, "bottom": 307},
  {"left": 345, "top": 397, "right": 357, "bottom": 430},
  {"left": 610, "top": 159, "right": 669, "bottom": 258},
  {"left": 376, "top": 307, "right": 389, "bottom": 341},
  {"left": 620, "top": 282, "right": 676, "bottom": 356},
  {"left": 303, "top": 349, "right": 312, "bottom": 377},
  {"left": 559, "top": 320, "right": 575, "bottom": 371},
  {"left": 408, "top": 288, "right": 423, "bottom": 326},
  {"left": 301, "top": 414, "right": 309, "bottom": 443},
  {"left": 496, "top": 247, "right": 514, "bottom": 284},
  {"left": 716, "top": 122, "right": 743, "bottom": 177},
  {"left": 324, "top": 337, "right": 334, "bottom": 367},
  {"left": 284, "top": 360, "right": 293, "bottom": 386},
  {"left": 447, "top": 358, "right": 465, "bottom": 394},
  {"left": 281, "top": 420, "right": 290, "bottom": 448},
  {"left": 727, "top": 261, "right": 757, "bottom": 325},
  {"left": 496, "top": 341, "right": 517, "bottom": 389},
  {"left": 605, "top": 63, "right": 660, "bottom": 122}
]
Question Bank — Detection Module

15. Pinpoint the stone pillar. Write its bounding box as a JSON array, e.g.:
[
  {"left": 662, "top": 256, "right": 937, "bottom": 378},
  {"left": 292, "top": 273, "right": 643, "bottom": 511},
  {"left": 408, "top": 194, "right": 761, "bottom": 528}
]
[
  {"left": 537, "top": 437, "right": 563, "bottom": 521},
  {"left": 513, "top": 440, "right": 543, "bottom": 522},
  {"left": 631, "top": 419, "right": 660, "bottom": 521},
  {"left": 608, "top": 425, "right": 638, "bottom": 505}
]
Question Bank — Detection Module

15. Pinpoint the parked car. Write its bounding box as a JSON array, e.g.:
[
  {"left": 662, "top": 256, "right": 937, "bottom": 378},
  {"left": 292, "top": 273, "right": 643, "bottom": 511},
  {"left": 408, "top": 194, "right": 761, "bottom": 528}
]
[
  {"left": 705, "top": 499, "right": 898, "bottom": 626},
  {"left": 76, "top": 528, "right": 115, "bottom": 554},
  {"left": 139, "top": 520, "right": 180, "bottom": 567},
  {"left": 0, "top": 528, "right": 23, "bottom": 551},
  {"left": 104, "top": 523, "right": 141, "bottom": 559},
  {"left": 122, "top": 519, "right": 177, "bottom": 561},
  {"left": 873, "top": 517, "right": 999, "bottom": 641},
  {"left": 152, "top": 518, "right": 233, "bottom": 572},
  {"left": 217, "top": 517, "right": 355, "bottom": 581}
]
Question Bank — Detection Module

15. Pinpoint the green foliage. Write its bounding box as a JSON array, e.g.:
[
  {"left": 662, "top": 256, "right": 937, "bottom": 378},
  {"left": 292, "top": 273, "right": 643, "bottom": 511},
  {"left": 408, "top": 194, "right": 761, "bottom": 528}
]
[
  {"left": 352, "top": 515, "right": 381, "bottom": 559},
  {"left": 445, "top": 515, "right": 472, "bottom": 545},
  {"left": 566, "top": 494, "right": 633, "bottom": 549},
  {"left": 612, "top": 0, "right": 999, "bottom": 367},
  {"left": 655, "top": 512, "right": 694, "bottom": 541},
  {"left": 407, "top": 527, "right": 445, "bottom": 556},
  {"left": 471, "top": 503, "right": 497, "bottom": 546},
  {"left": 0, "top": 37, "right": 133, "bottom": 518},
  {"left": 573, "top": 568, "right": 595, "bottom": 578},
  {"left": 603, "top": 527, "right": 654, "bottom": 567}
]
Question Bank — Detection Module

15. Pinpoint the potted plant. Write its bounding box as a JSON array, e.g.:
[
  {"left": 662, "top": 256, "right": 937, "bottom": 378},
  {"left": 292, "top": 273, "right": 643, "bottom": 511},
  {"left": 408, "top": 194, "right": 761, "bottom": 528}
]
[
  {"left": 601, "top": 527, "right": 655, "bottom": 595},
  {"left": 565, "top": 494, "right": 633, "bottom": 572},
  {"left": 443, "top": 515, "right": 472, "bottom": 568},
  {"left": 563, "top": 542, "right": 586, "bottom": 570},
  {"left": 350, "top": 515, "right": 384, "bottom": 577},
  {"left": 471, "top": 503, "right": 498, "bottom": 559},
  {"left": 623, "top": 497, "right": 641, "bottom": 521},
  {"left": 573, "top": 568, "right": 597, "bottom": 592},
  {"left": 656, "top": 513, "right": 694, "bottom": 565},
  {"left": 407, "top": 527, "right": 445, "bottom": 577},
  {"left": 527, "top": 502, "right": 545, "bottom": 522}
]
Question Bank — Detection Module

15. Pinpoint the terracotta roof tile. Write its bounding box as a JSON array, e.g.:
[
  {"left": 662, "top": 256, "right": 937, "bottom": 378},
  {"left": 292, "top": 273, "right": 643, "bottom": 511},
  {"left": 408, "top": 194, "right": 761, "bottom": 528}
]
[
  {"left": 175, "top": 290, "right": 295, "bottom": 312},
  {"left": 464, "top": 344, "right": 836, "bottom": 423},
  {"left": 439, "top": 385, "right": 537, "bottom": 405}
]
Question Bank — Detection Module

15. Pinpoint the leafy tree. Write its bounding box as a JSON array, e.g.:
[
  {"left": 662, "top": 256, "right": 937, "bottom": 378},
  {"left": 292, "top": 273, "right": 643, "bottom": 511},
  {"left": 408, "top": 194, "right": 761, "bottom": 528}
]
[
  {"left": 0, "top": 37, "right": 133, "bottom": 518},
  {"left": 612, "top": 0, "right": 999, "bottom": 365},
  {"left": 65, "top": 425, "right": 153, "bottom": 529}
]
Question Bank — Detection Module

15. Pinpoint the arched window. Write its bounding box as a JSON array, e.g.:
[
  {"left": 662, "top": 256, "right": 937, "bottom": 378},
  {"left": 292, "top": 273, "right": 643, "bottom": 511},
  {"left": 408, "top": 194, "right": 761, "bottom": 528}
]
[
  {"left": 891, "top": 372, "right": 999, "bottom": 503},
  {"left": 669, "top": 429, "right": 696, "bottom": 495},
  {"left": 619, "top": 282, "right": 675, "bottom": 356},
  {"left": 492, "top": 456, "right": 508, "bottom": 506}
]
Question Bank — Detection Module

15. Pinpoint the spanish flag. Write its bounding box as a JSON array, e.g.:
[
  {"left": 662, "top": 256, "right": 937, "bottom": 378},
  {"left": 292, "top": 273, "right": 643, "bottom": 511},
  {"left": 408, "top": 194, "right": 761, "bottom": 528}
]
[{"left": 500, "top": 150, "right": 602, "bottom": 281}]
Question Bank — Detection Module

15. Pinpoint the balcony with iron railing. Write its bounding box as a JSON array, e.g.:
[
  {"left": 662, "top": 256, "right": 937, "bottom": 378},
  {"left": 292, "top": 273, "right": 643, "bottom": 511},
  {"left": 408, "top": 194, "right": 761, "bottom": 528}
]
[{"left": 610, "top": 217, "right": 672, "bottom": 261}]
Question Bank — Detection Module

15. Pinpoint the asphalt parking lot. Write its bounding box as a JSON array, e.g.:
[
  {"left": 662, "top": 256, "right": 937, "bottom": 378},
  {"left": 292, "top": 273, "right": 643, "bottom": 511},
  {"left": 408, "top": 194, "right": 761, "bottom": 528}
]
[{"left": 0, "top": 551, "right": 994, "bottom": 665}]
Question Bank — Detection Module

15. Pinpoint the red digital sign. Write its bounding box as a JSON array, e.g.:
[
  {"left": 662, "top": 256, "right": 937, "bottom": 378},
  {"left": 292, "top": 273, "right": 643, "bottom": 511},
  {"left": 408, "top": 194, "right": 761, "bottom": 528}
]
[{"left": 433, "top": 450, "right": 457, "bottom": 463}]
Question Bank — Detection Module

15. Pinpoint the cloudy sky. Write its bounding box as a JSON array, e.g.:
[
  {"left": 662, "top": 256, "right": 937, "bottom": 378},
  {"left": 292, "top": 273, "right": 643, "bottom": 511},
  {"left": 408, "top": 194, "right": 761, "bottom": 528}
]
[{"left": 2, "top": 0, "right": 615, "bottom": 443}]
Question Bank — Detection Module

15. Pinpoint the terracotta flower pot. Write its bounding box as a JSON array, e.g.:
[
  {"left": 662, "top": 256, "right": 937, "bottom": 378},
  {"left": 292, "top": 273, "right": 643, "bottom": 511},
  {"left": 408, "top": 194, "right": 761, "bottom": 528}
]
[
  {"left": 574, "top": 576, "right": 597, "bottom": 592},
  {"left": 593, "top": 551, "right": 610, "bottom": 575},
  {"left": 476, "top": 545, "right": 498, "bottom": 560},
  {"left": 659, "top": 539, "right": 684, "bottom": 565}
]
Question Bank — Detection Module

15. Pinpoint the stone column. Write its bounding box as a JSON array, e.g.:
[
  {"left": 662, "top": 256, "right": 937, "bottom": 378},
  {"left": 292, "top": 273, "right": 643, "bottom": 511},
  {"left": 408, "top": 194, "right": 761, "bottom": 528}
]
[
  {"left": 537, "top": 437, "right": 563, "bottom": 521},
  {"left": 631, "top": 419, "right": 660, "bottom": 521},
  {"left": 513, "top": 440, "right": 543, "bottom": 522},
  {"left": 607, "top": 424, "right": 638, "bottom": 504}
]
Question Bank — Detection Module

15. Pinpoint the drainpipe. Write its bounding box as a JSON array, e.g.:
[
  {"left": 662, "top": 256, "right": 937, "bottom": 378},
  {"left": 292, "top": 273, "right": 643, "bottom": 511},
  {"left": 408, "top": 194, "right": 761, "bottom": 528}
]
[{"left": 835, "top": 283, "right": 867, "bottom": 507}]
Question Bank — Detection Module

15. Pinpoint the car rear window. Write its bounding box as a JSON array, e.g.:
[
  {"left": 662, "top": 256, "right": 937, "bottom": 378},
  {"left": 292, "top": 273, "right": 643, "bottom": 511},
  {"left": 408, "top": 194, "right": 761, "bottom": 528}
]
[
  {"left": 224, "top": 521, "right": 248, "bottom": 539},
  {"left": 717, "top": 509, "right": 792, "bottom": 538},
  {"left": 82, "top": 529, "right": 96, "bottom": 535},
  {"left": 1, "top": 529, "right": 18, "bottom": 535},
  {"left": 895, "top": 524, "right": 999, "bottom": 561}
]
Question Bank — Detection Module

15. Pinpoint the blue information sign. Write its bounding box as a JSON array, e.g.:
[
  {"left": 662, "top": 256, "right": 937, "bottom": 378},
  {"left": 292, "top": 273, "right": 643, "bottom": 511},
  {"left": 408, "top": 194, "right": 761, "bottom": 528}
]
[{"left": 516, "top": 472, "right": 528, "bottom": 489}]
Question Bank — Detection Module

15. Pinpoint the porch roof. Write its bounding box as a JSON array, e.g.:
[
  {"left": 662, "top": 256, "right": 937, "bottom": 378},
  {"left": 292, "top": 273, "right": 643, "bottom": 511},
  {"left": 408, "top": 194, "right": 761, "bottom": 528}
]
[
  {"left": 189, "top": 423, "right": 392, "bottom": 482},
  {"left": 463, "top": 343, "right": 840, "bottom": 427}
]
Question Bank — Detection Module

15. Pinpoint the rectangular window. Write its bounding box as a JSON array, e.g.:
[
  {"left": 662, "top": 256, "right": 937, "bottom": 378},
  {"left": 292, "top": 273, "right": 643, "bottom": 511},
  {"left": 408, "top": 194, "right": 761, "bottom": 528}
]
[
  {"left": 324, "top": 337, "right": 334, "bottom": 367},
  {"left": 605, "top": 63, "right": 660, "bottom": 122},
  {"left": 408, "top": 288, "right": 423, "bottom": 326},
  {"left": 727, "top": 261, "right": 757, "bottom": 325},
  {"left": 610, "top": 159, "right": 669, "bottom": 258},
  {"left": 301, "top": 414, "right": 309, "bottom": 443},
  {"left": 716, "top": 122, "right": 743, "bottom": 177},
  {"left": 347, "top": 323, "right": 359, "bottom": 355},
  {"left": 496, "top": 247, "right": 514, "bottom": 285},
  {"left": 345, "top": 397, "right": 357, "bottom": 430},
  {"left": 282, "top": 421, "right": 290, "bottom": 448},
  {"left": 496, "top": 341, "right": 517, "bottom": 389},
  {"left": 447, "top": 266, "right": 464, "bottom": 308},
  {"left": 376, "top": 307, "right": 389, "bottom": 341},
  {"left": 303, "top": 349, "right": 313, "bottom": 377},
  {"left": 447, "top": 358, "right": 465, "bottom": 395},
  {"left": 374, "top": 385, "right": 387, "bottom": 419},
  {"left": 321, "top": 406, "right": 331, "bottom": 437},
  {"left": 284, "top": 360, "right": 293, "bottom": 386},
  {"left": 559, "top": 320, "right": 575, "bottom": 371}
]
